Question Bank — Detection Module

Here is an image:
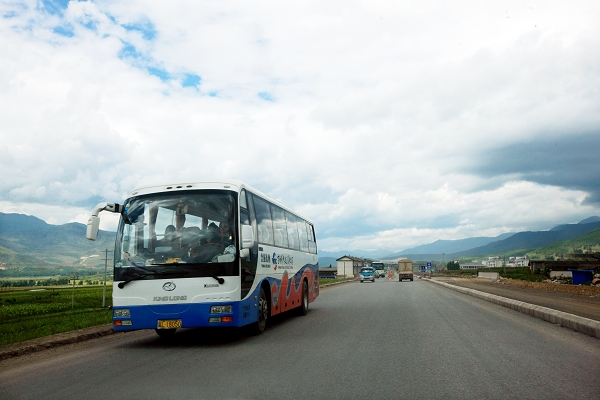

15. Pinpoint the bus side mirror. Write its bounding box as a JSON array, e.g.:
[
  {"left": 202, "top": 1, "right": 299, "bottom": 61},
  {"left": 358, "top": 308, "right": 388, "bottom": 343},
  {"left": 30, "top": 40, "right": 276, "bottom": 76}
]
[
  {"left": 86, "top": 202, "right": 123, "bottom": 241},
  {"left": 241, "top": 225, "right": 254, "bottom": 249},
  {"left": 86, "top": 216, "right": 100, "bottom": 241}
]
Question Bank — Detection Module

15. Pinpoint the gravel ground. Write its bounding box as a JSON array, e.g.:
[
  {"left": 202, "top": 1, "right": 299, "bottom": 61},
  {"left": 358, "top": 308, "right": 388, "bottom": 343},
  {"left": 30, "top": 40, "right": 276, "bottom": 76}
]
[{"left": 432, "top": 276, "right": 600, "bottom": 322}]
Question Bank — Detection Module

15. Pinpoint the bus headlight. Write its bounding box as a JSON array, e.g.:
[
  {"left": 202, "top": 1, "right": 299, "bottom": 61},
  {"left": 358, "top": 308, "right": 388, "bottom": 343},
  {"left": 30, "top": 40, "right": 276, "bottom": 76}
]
[
  {"left": 113, "top": 309, "right": 131, "bottom": 317},
  {"left": 210, "top": 305, "right": 232, "bottom": 314}
]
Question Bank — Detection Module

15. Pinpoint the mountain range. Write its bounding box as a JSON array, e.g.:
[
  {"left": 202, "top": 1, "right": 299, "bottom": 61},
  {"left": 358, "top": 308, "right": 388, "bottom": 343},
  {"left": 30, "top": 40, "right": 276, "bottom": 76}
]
[
  {"left": 0, "top": 212, "right": 116, "bottom": 268},
  {"left": 1, "top": 212, "right": 599, "bottom": 268},
  {"left": 319, "top": 216, "right": 600, "bottom": 264}
]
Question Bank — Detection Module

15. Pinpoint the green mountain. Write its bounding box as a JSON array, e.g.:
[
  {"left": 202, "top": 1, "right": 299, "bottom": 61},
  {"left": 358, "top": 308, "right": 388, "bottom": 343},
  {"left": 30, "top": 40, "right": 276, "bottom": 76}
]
[
  {"left": 0, "top": 213, "right": 116, "bottom": 268},
  {"left": 0, "top": 245, "right": 49, "bottom": 266},
  {"left": 524, "top": 228, "right": 600, "bottom": 260},
  {"left": 452, "top": 220, "right": 600, "bottom": 258},
  {"left": 391, "top": 232, "right": 515, "bottom": 257}
]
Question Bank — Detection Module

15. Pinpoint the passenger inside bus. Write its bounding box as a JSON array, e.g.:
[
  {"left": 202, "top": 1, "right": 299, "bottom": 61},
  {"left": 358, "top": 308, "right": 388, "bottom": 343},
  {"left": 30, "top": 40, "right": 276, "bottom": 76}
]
[
  {"left": 219, "top": 221, "right": 233, "bottom": 246},
  {"left": 175, "top": 200, "right": 187, "bottom": 231},
  {"left": 189, "top": 229, "right": 224, "bottom": 263},
  {"left": 207, "top": 223, "right": 219, "bottom": 242},
  {"left": 156, "top": 225, "right": 178, "bottom": 251}
]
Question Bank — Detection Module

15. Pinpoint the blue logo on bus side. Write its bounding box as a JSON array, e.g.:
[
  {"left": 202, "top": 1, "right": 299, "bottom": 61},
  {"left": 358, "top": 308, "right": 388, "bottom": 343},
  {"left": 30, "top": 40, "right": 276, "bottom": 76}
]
[{"left": 272, "top": 253, "right": 277, "bottom": 264}]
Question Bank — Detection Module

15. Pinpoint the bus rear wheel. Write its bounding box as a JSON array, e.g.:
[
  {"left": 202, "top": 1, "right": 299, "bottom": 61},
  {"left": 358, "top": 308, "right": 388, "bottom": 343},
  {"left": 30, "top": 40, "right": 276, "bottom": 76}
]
[{"left": 297, "top": 280, "right": 309, "bottom": 316}]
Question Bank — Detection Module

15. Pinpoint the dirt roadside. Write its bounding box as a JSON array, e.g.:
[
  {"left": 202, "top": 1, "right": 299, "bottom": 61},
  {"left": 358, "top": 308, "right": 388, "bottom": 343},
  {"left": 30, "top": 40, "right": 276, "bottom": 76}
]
[
  {"left": 0, "top": 324, "right": 114, "bottom": 361},
  {"left": 431, "top": 276, "right": 600, "bottom": 322}
]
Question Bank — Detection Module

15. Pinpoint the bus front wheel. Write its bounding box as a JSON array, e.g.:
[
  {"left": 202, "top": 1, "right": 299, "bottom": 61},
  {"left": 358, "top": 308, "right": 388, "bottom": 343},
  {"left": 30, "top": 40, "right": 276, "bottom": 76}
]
[{"left": 249, "top": 287, "right": 269, "bottom": 335}]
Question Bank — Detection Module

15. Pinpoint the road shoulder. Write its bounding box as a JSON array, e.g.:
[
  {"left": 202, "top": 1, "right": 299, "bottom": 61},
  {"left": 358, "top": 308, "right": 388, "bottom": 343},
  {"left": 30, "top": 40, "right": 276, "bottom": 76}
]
[
  {"left": 0, "top": 324, "right": 114, "bottom": 361},
  {"left": 427, "top": 277, "right": 600, "bottom": 339}
]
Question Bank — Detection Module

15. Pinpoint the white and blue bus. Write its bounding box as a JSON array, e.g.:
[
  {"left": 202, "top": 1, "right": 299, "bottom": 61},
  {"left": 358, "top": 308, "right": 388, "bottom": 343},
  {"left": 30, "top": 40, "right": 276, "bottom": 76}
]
[{"left": 86, "top": 180, "right": 319, "bottom": 336}]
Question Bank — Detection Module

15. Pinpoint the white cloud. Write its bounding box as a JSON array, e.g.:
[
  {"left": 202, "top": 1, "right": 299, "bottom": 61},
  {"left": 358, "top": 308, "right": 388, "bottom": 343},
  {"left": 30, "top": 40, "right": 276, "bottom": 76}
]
[{"left": 1, "top": 0, "right": 600, "bottom": 252}]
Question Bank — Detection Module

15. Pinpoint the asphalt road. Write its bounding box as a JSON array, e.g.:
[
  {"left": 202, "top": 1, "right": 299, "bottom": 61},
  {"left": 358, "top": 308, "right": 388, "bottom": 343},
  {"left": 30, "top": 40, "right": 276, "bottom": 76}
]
[{"left": 1, "top": 279, "right": 599, "bottom": 400}]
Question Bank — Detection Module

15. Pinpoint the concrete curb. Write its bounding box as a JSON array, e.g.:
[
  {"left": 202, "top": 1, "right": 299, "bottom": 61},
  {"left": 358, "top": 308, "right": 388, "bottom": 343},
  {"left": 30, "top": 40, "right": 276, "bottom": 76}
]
[
  {"left": 427, "top": 279, "right": 600, "bottom": 339},
  {"left": 320, "top": 278, "right": 357, "bottom": 288}
]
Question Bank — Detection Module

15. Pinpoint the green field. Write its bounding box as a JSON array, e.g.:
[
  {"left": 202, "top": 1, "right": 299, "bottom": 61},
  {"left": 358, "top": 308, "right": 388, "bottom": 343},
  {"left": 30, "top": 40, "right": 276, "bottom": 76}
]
[
  {"left": 319, "top": 277, "right": 354, "bottom": 285},
  {"left": 0, "top": 286, "right": 112, "bottom": 346}
]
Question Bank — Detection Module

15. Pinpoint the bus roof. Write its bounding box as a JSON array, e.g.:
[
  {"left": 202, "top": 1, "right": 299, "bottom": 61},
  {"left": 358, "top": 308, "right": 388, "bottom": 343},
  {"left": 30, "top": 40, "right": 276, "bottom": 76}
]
[{"left": 126, "top": 180, "right": 314, "bottom": 224}]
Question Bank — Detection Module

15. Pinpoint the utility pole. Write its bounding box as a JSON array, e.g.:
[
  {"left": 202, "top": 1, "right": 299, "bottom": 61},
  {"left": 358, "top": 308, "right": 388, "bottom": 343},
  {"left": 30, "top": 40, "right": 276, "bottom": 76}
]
[
  {"left": 72, "top": 272, "right": 77, "bottom": 309},
  {"left": 101, "top": 248, "right": 113, "bottom": 308}
]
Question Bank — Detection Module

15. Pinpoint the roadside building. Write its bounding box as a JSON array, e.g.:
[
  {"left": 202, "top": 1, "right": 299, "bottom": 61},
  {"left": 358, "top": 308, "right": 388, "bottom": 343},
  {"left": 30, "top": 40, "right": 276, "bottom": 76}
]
[
  {"left": 514, "top": 257, "right": 529, "bottom": 267},
  {"left": 485, "top": 257, "right": 503, "bottom": 268},
  {"left": 336, "top": 255, "right": 371, "bottom": 278},
  {"left": 528, "top": 259, "right": 599, "bottom": 274},
  {"left": 459, "top": 263, "right": 482, "bottom": 270},
  {"left": 318, "top": 267, "right": 338, "bottom": 279}
]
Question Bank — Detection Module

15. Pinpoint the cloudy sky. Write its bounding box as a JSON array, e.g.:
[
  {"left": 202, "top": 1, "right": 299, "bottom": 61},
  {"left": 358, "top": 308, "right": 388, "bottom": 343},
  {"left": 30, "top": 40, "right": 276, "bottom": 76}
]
[{"left": 1, "top": 0, "right": 599, "bottom": 252}]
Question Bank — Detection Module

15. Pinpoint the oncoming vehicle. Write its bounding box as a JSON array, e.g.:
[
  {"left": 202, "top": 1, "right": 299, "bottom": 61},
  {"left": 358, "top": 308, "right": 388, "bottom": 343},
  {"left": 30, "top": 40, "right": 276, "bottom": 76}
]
[
  {"left": 86, "top": 180, "right": 319, "bottom": 337},
  {"left": 359, "top": 267, "right": 376, "bottom": 283},
  {"left": 372, "top": 262, "right": 386, "bottom": 278}
]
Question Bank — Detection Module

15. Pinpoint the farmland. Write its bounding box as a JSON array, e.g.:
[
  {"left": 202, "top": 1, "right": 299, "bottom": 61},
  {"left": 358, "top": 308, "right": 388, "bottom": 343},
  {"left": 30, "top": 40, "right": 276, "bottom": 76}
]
[{"left": 0, "top": 285, "right": 112, "bottom": 346}]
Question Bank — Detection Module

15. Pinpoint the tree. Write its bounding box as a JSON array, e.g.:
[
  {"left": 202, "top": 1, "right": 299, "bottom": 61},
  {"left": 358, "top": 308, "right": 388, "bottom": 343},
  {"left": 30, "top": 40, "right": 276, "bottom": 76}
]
[{"left": 447, "top": 261, "right": 460, "bottom": 271}]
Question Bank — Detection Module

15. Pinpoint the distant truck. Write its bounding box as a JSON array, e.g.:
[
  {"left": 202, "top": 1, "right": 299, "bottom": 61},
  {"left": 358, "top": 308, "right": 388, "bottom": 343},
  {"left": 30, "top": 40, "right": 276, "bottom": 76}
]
[
  {"left": 372, "top": 262, "right": 386, "bottom": 278},
  {"left": 398, "top": 260, "right": 413, "bottom": 281}
]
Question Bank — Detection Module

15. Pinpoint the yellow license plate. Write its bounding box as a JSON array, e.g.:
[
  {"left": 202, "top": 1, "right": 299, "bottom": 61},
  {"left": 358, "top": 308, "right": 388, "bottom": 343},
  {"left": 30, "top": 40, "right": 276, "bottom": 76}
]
[{"left": 157, "top": 319, "right": 182, "bottom": 329}]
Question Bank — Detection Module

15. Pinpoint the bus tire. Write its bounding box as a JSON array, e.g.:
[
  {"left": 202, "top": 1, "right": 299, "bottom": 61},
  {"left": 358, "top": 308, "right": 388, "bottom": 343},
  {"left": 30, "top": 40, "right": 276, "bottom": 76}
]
[
  {"left": 249, "top": 287, "right": 269, "bottom": 335},
  {"left": 297, "top": 279, "right": 309, "bottom": 316},
  {"left": 155, "top": 328, "right": 176, "bottom": 338}
]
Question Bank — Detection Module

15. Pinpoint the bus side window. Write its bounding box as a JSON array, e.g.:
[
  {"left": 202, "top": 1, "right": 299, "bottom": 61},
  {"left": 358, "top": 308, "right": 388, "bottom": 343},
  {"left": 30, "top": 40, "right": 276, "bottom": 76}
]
[
  {"left": 297, "top": 218, "right": 309, "bottom": 252},
  {"left": 252, "top": 195, "right": 274, "bottom": 246},
  {"left": 240, "top": 190, "right": 248, "bottom": 209},
  {"left": 240, "top": 211, "right": 250, "bottom": 227},
  {"left": 285, "top": 211, "right": 300, "bottom": 250},
  {"left": 271, "top": 206, "right": 289, "bottom": 248},
  {"left": 307, "top": 222, "right": 317, "bottom": 254}
]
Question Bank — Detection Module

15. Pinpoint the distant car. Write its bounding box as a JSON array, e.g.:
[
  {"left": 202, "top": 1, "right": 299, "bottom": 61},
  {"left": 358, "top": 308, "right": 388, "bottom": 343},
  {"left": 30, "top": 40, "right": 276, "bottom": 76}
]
[{"left": 359, "top": 267, "right": 376, "bottom": 283}]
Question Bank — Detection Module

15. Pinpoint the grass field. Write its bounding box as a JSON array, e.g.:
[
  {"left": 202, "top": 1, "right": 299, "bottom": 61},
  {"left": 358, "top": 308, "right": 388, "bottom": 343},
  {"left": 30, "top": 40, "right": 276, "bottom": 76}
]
[
  {"left": 0, "top": 286, "right": 112, "bottom": 346},
  {"left": 319, "top": 277, "right": 354, "bottom": 285}
]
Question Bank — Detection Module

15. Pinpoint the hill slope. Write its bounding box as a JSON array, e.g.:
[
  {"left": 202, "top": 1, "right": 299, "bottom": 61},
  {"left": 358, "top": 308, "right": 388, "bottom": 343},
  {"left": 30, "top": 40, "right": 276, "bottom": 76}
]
[
  {"left": 0, "top": 213, "right": 116, "bottom": 267},
  {"left": 453, "top": 221, "right": 600, "bottom": 257},
  {"left": 525, "top": 228, "right": 600, "bottom": 259},
  {"left": 390, "top": 233, "right": 515, "bottom": 257}
]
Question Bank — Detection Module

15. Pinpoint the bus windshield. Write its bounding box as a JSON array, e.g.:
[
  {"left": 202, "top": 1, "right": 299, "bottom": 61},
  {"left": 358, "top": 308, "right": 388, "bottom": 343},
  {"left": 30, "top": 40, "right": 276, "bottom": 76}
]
[{"left": 114, "top": 190, "right": 238, "bottom": 281}]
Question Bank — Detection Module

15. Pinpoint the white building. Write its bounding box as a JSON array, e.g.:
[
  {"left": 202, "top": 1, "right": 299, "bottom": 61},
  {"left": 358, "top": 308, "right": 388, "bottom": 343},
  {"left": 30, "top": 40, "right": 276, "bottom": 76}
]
[
  {"left": 336, "top": 256, "right": 370, "bottom": 278},
  {"left": 513, "top": 257, "right": 529, "bottom": 267},
  {"left": 485, "top": 257, "right": 503, "bottom": 268},
  {"left": 459, "top": 263, "right": 483, "bottom": 270}
]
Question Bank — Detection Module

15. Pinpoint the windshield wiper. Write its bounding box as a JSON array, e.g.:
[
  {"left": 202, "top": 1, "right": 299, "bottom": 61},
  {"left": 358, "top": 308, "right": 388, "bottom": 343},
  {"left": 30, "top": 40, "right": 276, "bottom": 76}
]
[
  {"left": 118, "top": 271, "right": 167, "bottom": 289},
  {"left": 117, "top": 266, "right": 224, "bottom": 288},
  {"left": 203, "top": 271, "right": 225, "bottom": 284}
]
